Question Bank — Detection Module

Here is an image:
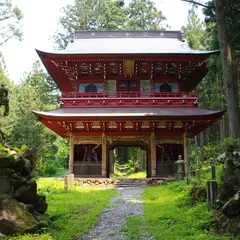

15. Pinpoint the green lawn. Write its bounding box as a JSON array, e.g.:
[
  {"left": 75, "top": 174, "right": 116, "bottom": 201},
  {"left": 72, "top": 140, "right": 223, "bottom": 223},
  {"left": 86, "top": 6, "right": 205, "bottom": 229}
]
[
  {"left": 7, "top": 179, "right": 116, "bottom": 240},
  {"left": 123, "top": 181, "right": 235, "bottom": 240}
]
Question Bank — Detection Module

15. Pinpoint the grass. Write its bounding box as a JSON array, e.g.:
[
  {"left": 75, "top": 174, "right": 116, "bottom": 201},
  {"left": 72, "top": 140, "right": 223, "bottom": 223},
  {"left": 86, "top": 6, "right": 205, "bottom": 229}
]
[
  {"left": 6, "top": 178, "right": 116, "bottom": 240},
  {"left": 126, "top": 171, "right": 146, "bottom": 178},
  {"left": 110, "top": 171, "right": 146, "bottom": 178},
  {"left": 123, "top": 181, "right": 235, "bottom": 240}
]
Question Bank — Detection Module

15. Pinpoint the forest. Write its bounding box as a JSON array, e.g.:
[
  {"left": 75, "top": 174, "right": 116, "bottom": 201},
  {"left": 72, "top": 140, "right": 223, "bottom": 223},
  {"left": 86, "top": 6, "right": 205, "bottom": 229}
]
[{"left": 0, "top": 0, "right": 240, "bottom": 239}]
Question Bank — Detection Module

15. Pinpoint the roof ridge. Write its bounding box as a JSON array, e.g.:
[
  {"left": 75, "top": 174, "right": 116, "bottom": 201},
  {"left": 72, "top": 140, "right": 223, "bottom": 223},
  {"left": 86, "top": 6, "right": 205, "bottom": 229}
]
[{"left": 71, "top": 30, "right": 184, "bottom": 42}]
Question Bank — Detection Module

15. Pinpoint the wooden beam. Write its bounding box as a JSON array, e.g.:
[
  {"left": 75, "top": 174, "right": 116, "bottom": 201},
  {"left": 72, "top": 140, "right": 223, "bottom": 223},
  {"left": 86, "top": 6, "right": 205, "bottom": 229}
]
[
  {"left": 102, "top": 132, "right": 107, "bottom": 177},
  {"left": 69, "top": 133, "right": 74, "bottom": 174},
  {"left": 151, "top": 132, "right": 157, "bottom": 177},
  {"left": 183, "top": 132, "right": 189, "bottom": 176}
]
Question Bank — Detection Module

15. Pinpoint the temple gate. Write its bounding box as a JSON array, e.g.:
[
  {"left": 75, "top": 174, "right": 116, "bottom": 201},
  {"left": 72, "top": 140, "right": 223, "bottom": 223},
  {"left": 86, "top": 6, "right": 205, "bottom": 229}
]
[{"left": 34, "top": 30, "right": 225, "bottom": 178}]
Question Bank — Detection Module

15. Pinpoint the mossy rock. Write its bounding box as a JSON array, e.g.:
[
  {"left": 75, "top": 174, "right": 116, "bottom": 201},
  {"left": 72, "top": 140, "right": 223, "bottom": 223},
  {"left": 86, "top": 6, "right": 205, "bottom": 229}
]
[
  {"left": 0, "top": 156, "right": 14, "bottom": 168},
  {"left": 227, "top": 215, "right": 240, "bottom": 234},
  {"left": 0, "top": 194, "right": 38, "bottom": 235},
  {"left": 222, "top": 191, "right": 240, "bottom": 218},
  {"left": 13, "top": 180, "right": 38, "bottom": 204}
]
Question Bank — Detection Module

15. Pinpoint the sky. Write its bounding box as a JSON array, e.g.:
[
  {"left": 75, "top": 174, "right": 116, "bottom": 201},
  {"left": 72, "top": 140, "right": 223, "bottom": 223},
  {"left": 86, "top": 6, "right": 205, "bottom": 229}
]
[{"left": 0, "top": 0, "right": 204, "bottom": 83}]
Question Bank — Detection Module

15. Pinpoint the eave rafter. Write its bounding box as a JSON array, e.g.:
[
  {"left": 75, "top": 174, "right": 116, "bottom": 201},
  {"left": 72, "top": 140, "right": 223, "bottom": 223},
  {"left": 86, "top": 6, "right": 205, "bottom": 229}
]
[{"left": 48, "top": 119, "right": 202, "bottom": 134}]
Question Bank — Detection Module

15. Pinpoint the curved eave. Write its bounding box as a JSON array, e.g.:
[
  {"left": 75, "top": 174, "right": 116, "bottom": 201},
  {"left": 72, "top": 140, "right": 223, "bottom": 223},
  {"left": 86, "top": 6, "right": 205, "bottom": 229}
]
[
  {"left": 33, "top": 108, "right": 225, "bottom": 138},
  {"left": 36, "top": 49, "right": 219, "bottom": 57},
  {"left": 33, "top": 108, "right": 225, "bottom": 120}
]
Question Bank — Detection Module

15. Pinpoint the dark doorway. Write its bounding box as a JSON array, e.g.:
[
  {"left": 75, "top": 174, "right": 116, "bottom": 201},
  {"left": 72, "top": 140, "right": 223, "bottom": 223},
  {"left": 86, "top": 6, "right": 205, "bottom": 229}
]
[
  {"left": 159, "top": 83, "right": 172, "bottom": 92},
  {"left": 85, "top": 83, "right": 97, "bottom": 92}
]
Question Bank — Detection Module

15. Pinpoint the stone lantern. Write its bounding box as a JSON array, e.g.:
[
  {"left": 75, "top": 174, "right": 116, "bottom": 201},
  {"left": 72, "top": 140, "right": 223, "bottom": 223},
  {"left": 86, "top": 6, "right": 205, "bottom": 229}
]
[{"left": 175, "top": 155, "right": 185, "bottom": 179}]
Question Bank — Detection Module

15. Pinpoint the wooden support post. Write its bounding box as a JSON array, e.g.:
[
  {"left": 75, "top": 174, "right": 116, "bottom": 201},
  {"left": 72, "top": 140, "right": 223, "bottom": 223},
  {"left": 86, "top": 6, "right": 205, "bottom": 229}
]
[
  {"left": 151, "top": 132, "right": 156, "bottom": 177},
  {"left": 183, "top": 132, "right": 189, "bottom": 177},
  {"left": 69, "top": 134, "right": 74, "bottom": 174},
  {"left": 109, "top": 150, "right": 114, "bottom": 174},
  {"left": 147, "top": 144, "right": 151, "bottom": 178},
  {"left": 102, "top": 133, "right": 107, "bottom": 177}
]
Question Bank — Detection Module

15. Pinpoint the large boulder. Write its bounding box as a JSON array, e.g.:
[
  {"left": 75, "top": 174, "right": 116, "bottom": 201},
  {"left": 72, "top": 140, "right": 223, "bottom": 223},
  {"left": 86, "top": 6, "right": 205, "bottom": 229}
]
[
  {"left": 227, "top": 215, "right": 240, "bottom": 234},
  {"left": 219, "top": 147, "right": 240, "bottom": 202},
  {"left": 0, "top": 175, "right": 11, "bottom": 194},
  {"left": 15, "top": 156, "right": 31, "bottom": 178},
  {"left": 13, "top": 180, "right": 38, "bottom": 204},
  {"left": 0, "top": 194, "right": 38, "bottom": 235},
  {"left": 0, "top": 156, "right": 14, "bottom": 168},
  {"left": 222, "top": 191, "right": 240, "bottom": 218},
  {"left": 35, "top": 195, "right": 48, "bottom": 214}
]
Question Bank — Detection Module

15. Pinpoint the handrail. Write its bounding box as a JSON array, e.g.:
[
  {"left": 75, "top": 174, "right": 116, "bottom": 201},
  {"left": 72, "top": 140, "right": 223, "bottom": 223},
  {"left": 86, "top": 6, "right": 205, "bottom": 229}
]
[{"left": 61, "top": 91, "right": 197, "bottom": 98}]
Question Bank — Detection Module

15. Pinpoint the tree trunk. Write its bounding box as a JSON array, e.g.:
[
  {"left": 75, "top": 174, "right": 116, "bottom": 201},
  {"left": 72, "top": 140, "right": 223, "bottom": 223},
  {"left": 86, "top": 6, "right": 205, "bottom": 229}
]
[
  {"left": 194, "top": 136, "right": 199, "bottom": 167},
  {"left": 215, "top": 0, "right": 240, "bottom": 138},
  {"left": 200, "top": 132, "right": 204, "bottom": 164}
]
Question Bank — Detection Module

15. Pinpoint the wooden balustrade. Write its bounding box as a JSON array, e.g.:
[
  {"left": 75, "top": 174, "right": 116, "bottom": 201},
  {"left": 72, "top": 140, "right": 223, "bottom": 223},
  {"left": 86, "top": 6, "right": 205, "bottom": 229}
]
[
  {"left": 59, "top": 91, "right": 198, "bottom": 107},
  {"left": 61, "top": 91, "right": 197, "bottom": 99}
]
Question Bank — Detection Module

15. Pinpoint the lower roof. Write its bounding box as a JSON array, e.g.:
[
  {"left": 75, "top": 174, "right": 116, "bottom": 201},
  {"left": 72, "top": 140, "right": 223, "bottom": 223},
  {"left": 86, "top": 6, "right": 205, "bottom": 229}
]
[{"left": 33, "top": 107, "right": 225, "bottom": 119}]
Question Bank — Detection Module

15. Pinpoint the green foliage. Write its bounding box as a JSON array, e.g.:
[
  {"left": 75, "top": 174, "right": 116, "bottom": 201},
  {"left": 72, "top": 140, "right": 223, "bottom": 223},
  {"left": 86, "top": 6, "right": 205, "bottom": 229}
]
[
  {"left": 221, "top": 137, "right": 240, "bottom": 149},
  {"left": 54, "top": 0, "right": 167, "bottom": 49},
  {"left": 7, "top": 179, "right": 117, "bottom": 240},
  {"left": 25, "top": 61, "right": 59, "bottom": 106},
  {"left": 182, "top": 12, "right": 206, "bottom": 50},
  {"left": 0, "top": 0, "right": 23, "bottom": 45},
  {"left": 125, "top": 0, "right": 167, "bottom": 30},
  {"left": 0, "top": 60, "right": 66, "bottom": 177}
]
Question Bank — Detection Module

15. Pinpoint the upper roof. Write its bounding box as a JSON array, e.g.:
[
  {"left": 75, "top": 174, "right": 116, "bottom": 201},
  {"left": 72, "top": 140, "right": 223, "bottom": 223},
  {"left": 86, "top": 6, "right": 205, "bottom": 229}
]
[
  {"left": 36, "top": 30, "right": 218, "bottom": 92},
  {"left": 59, "top": 30, "right": 216, "bottom": 55}
]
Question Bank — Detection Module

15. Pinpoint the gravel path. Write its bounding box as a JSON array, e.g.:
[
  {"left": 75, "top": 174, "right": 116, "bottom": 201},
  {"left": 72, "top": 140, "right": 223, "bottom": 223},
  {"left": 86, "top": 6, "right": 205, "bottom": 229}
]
[{"left": 78, "top": 187, "right": 155, "bottom": 240}]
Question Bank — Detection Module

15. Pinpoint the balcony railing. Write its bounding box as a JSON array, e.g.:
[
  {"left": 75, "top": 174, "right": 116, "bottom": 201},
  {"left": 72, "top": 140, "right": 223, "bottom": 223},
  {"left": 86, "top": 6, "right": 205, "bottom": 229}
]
[
  {"left": 61, "top": 91, "right": 197, "bottom": 98},
  {"left": 59, "top": 91, "right": 198, "bottom": 108}
]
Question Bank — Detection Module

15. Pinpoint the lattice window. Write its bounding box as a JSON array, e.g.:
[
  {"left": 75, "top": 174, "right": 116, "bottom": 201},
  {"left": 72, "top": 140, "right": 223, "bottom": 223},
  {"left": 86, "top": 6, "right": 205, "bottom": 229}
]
[
  {"left": 159, "top": 83, "right": 172, "bottom": 92},
  {"left": 85, "top": 84, "right": 97, "bottom": 92}
]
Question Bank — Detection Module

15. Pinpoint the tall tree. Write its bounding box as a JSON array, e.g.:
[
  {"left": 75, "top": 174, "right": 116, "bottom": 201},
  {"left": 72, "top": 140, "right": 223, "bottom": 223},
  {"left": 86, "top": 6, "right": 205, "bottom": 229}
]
[
  {"left": 0, "top": 0, "right": 23, "bottom": 45},
  {"left": 126, "top": 0, "right": 166, "bottom": 30},
  {"left": 182, "top": 0, "right": 240, "bottom": 138},
  {"left": 54, "top": 0, "right": 167, "bottom": 49},
  {"left": 182, "top": 12, "right": 206, "bottom": 50},
  {"left": 54, "top": 0, "right": 126, "bottom": 49},
  {"left": 25, "top": 61, "right": 59, "bottom": 107}
]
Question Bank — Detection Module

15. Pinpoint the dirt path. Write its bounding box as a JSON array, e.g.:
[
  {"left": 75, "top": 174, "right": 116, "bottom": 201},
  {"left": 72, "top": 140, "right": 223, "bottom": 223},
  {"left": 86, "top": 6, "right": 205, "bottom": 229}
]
[{"left": 78, "top": 187, "right": 154, "bottom": 240}]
